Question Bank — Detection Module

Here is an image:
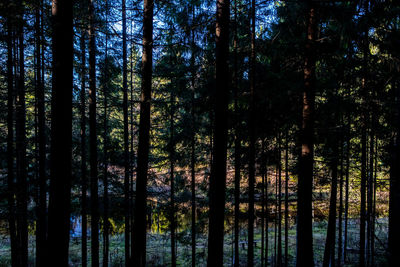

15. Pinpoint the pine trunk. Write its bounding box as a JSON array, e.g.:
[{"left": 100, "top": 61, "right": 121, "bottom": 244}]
[
  {"left": 88, "top": 0, "right": 99, "bottom": 265},
  {"left": 207, "top": 0, "right": 230, "bottom": 266},
  {"left": 296, "top": 1, "right": 316, "bottom": 266},
  {"left": 46, "top": 0, "right": 73, "bottom": 265},
  {"left": 132, "top": 0, "right": 154, "bottom": 265}
]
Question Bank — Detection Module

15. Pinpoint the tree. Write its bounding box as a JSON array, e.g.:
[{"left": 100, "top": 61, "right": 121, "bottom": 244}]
[
  {"left": 79, "top": 26, "right": 88, "bottom": 267},
  {"left": 88, "top": 0, "right": 99, "bottom": 265},
  {"left": 247, "top": 0, "right": 256, "bottom": 265},
  {"left": 122, "top": 0, "right": 131, "bottom": 264},
  {"left": 46, "top": 0, "right": 73, "bottom": 265},
  {"left": 132, "top": 0, "right": 154, "bottom": 265},
  {"left": 296, "top": 1, "right": 317, "bottom": 266},
  {"left": 34, "top": 0, "right": 47, "bottom": 265},
  {"left": 207, "top": 0, "right": 230, "bottom": 266}
]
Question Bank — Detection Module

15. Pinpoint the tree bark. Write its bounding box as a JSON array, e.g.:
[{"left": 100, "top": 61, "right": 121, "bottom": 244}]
[
  {"left": 88, "top": 0, "right": 99, "bottom": 265},
  {"left": 46, "top": 0, "right": 73, "bottom": 265},
  {"left": 284, "top": 132, "right": 289, "bottom": 267},
  {"left": 207, "top": 0, "right": 230, "bottom": 266},
  {"left": 80, "top": 27, "right": 88, "bottom": 267},
  {"left": 122, "top": 0, "right": 131, "bottom": 264},
  {"left": 233, "top": 0, "right": 240, "bottom": 265},
  {"left": 6, "top": 4, "right": 18, "bottom": 265},
  {"left": 34, "top": 1, "right": 47, "bottom": 265},
  {"left": 132, "top": 0, "right": 154, "bottom": 265},
  {"left": 170, "top": 90, "right": 176, "bottom": 267},
  {"left": 103, "top": 3, "right": 110, "bottom": 265},
  {"left": 15, "top": 2, "right": 28, "bottom": 265},
  {"left": 323, "top": 147, "right": 338, "bottom": 267},
  {"left": 247, "top": 0, "right": 256, "bottom": 265},
  {"left": 389, "top": 79, "right": 400, "bottom": 267},
  {"left": 296, "top": 1, "right": 316, "bottom": 266}
]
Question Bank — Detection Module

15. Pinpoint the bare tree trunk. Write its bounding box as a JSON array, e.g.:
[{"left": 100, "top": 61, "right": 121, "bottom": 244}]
[
  {"left": 122, "top": 0, "right": 131, "bottom": 264},
  {"left": 278, "top": 135, "right": 282, "bottom": 267},
  {"left": 323, "top": 147, "right": 338, "bottom": 267},
  {"left": 343, "top": 113, "right": 350, "bottom": 263},
  {"left": 207, "top": 0, "right": 230, "bottom": 266},
  {"left": 261, "top": 140, "right": 265, "bottom": 267},
  {"left": 338, "top": 132, "right": 344, "bottom": 266},
  {"left": 103, "top": 3, "right": 110, "bottom": 264},
  {"left": 247, "top": 0, "right": 256, "bottom": 265},
  {"left": 34, "top": 1, "right": 47, "bottom": 265},
  {"left": 15, "top": 2, "right": 28, "bottom": 265},
  {"left": 284, "top": 132, "right": 289, "bottom": 267},
  {"left": 132, "top": 0, "right": 154, "bottom": 265},
  {"left": 190, "top": 6, "right": 197, "bottom": 266},
  {"left": 88, "top": 0, "right": 99, "bottom": 265},
  {"left": 6, "top": 5, "right": 18, "bottom": 265},
  {"left": 296, "top": 1, "right": 316, "bottom": 266},
  {"left": 170, "top": 90, "right": 176, "bottom": 267},
  {"left": 46, "top": 0, "right": 73, "bottom": 265},
  {"left": 389, "top": 78, "right": 400, "bottom": 267},
  {"left": 233, "top": 0, "right": 240, "bottom": 265},
  {"left": 80, "top": 28, "right": 88, "bottom": 267}
]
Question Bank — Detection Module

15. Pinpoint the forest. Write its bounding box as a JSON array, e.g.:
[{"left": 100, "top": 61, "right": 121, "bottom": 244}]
[{"left": 0, "top": 0, "right": 399, "bottom": 266}]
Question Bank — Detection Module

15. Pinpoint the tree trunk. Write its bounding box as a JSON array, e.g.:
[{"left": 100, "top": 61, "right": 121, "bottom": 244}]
[
  {"left": 80, "top": 28, "right": 88, "bottom": 267},
  {"left": 247, "top": 0, "right": 256, "bottom": 265},
  {"left": 34, "top": 1, "right": 47, "bottom": 265},
  {"left": 88, "top": 0, "right": 99, "bottom": 265},
  {"left": 323, "top": 147, "right": 338, "bottom": 267},
  {"left": 46, "top": 0, "right": 73, "bottom": 265},
  {"left": 6, "top": 5, "right": 18, "bottom": 266},
  {"left": 296, "top": 1, "right": 316, "bottom": 266},
  {"left": 343, "top": 113, "right": 351, "bottom": 263},
  {"left": 132, "top": 0, "right": 153, "bottom": 265},
  {"left": 170, "top": 90, "right": 176, "bottom": 267},
  {"left": 207, "top": 0, "right": 230, "bottom": 266},
  {"left": 15, "top": 2, "right": 28, "bottom": 265},
  {"left": 103, "top": 2, "right": 110, "bottom": 265},
  {"left": 190, "top": 7, "right": 197, "bottom": 267},
  {"left": 338, "top": 132, "right": 344, "bottom": 266},
  {"left": 278, "top": 135, "right": 282, "bottom": 267},
  {"left": 389, "top": 80, "right": 400, "bottom": 267},
  {"left": 284, "top": 132, "right": 289, "bottom": 267},
  {"left": 233, "top": 0, "right": 240, "bottom": 265},
  {"left": 122, "top": 0, "right": 131, "bottom": 264}
]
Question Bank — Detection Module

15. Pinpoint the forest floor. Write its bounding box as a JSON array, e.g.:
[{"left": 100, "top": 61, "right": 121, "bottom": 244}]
[{"left": 0, "top": 218, "right": 389, "bottom": 266}]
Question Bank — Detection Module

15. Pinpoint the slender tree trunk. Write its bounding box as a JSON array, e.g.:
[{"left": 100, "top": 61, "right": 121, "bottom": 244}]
[
  {"left": 296, "top": 1, "right": 316, "bottom": 266},
  {"left": 323, "top": 147, "right": 339, "bottom": 267},
  {"left": 233, "top": 0, "right": 241, "bottom": 265},
  {"left": 122, "top": 0, "right": 131, "bottom": 264},
  {"left": 15, "top": 2, "right": 28, "bottom": 265},
  {"left": 278, "top": 135, "right": 282, "bottom": 267},
  {"left": 103, "top": 3, "right": 110, "bottom": 265},
  {"left": 6, "top": 7, "right": 18, "bottom": 266},
  {"left": 34, "top": 1, "right": 47, "bottom": 265},
  {"left": 247, "top": 0, "right": 256, "bottom": 266},
  {"left": 46, "top": 0, "right": 73, "bottom": 265},
  {"left": 170, "top": 90, "right": 176, "bottom": 267},
  {"left": 284, "top": 132, "right": 289, "bottom": 267},
  {"left": 343, "top": 113, "right": 350, "bottom": 263},
  {"left": 338, "top": 133, "right": 344, "bottom": 266},
  {"left": 88, "top": 0, "right": 99, "bottom": 265},
  {"left": 190, "top": 6, "right": 197, "bottom": 266},
  {"left": 367, "top": 113, "right": 375, "bottom": 266},
  {"left": 265, "top": 158, "right": 269, "bottom": 267},
  {"left": 261, "top": 140, "right": 265, "bottom": 267},
  {"left": 207, "top": 0, "right": 230, "bottom": 266},
  {"left": 80, "top": 28, "right": 88, "bottom": 267},
  {"left": 132, "top": 0, "right": 154, "bottom": 265},
  {"left": 389, "top": 79, "right": 400, "bottom": 267}
]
